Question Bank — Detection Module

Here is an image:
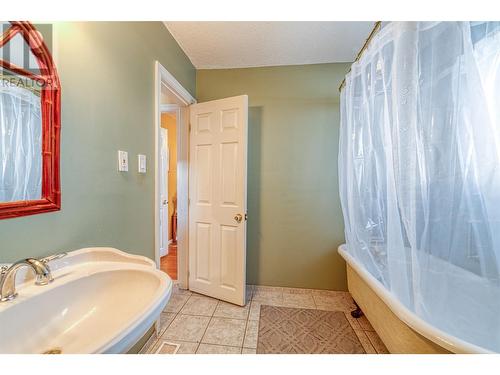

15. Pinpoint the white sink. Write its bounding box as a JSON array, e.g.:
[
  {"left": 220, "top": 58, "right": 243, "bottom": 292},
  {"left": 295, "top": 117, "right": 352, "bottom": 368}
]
[{"left": 0, "top": 247, "right": 172, "bottom": 354}]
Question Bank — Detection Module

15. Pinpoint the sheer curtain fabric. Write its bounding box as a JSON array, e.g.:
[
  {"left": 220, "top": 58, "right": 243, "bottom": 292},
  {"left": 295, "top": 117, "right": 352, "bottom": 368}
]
[{"left": 339, "top": 21, "right": 500, "bottom": 352}]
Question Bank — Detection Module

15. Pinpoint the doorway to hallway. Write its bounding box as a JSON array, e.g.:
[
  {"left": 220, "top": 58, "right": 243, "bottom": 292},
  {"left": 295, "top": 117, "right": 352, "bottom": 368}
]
[{"left": 159, "top": 110, "right": 178, "bottom": 280}]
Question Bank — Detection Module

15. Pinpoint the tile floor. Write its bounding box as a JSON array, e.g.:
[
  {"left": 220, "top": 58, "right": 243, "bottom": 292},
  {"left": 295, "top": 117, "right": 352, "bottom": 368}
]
[{"left": 139, "top": 284, "right": 389, "bottom": 354}]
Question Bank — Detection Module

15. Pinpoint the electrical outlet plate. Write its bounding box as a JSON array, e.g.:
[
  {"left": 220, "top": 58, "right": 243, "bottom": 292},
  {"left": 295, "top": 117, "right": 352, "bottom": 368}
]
[
  {"left": 118, "top": 150, "right": 128, "bottom": 172},
  {"left": 138, "top": 154, "right": 147, "bottom": 173}
]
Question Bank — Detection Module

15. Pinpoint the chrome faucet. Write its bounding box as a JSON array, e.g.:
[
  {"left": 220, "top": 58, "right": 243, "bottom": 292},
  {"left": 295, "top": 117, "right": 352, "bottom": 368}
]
[{"left": 0, "top": 253, "right": 67, "bottom": 302}]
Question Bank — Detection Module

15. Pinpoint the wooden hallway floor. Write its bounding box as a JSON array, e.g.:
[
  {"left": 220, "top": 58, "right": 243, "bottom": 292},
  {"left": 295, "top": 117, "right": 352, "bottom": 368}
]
[{"left": 160, "top": 243, "right": 177, "bottom": 280}]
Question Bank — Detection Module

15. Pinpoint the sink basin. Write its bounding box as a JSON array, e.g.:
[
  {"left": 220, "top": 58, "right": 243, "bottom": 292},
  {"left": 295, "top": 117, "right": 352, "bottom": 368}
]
[{"left": 0, "top": 247, "right": 172, "bottom": 353}]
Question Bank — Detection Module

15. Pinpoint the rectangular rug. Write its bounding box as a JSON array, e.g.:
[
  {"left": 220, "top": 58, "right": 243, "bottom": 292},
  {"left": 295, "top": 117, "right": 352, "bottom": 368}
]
[{"left": 257, "top": 305, "right": 365, "bottom": 354}]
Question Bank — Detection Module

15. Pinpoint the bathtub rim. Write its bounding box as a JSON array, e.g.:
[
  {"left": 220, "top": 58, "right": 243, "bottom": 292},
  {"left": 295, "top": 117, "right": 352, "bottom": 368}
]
[{"left": 338, "top": 244, "right": 492, "bottom": 354}]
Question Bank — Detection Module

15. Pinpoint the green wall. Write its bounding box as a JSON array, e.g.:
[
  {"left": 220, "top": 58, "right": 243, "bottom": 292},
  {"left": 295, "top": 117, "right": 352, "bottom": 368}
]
[
  {"left": 0, "top": 22, "right": 195, "bottom": 262},
  {"left": 197, "top": 64, "right": 349, "bottom": 290},
  {"left": 0, "top": 24, "right": 350, "bottom": 291}
]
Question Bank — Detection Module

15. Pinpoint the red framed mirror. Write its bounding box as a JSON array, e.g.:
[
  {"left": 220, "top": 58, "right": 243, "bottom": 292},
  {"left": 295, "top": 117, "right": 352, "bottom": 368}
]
[{"left": 0, "top": 21, "right": 61, "bottom": 219}]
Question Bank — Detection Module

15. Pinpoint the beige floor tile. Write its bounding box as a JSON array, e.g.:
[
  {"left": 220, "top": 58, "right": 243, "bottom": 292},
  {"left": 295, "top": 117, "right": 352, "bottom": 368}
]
[
  {"left": 311, "top": 289, "right": 350, "bottom": 297},
  {"left": 253, "top": 285, "right": 283, "bottom": 293},
  {"left": 281, "top": 293, "right": 316, "bottom": 309},
  {"left": 158, "top": 312, "right": 176, "bottom": 335},
  {"left": 164, "top": 294, "right": 189, "bottom": 313},
  {"left": 246, "top": 285, "right": 256, "bottom": 299},
  {"left": 201, "top": 317, "right": 246, "bottom": 347},
  {"left": 242, "top": 348, "right": 257, "bottom": 354},
  {"left": 180, "top": 295, "right": 218, "bottom": 316},
  {"left": 344, "top": 292, "right": 356, "bottom": 301},
  {"left": 149, "top": 339, "right": 198, "bottom": 354},
  {"left": 344, "top": 296, "right": 358, "bottom": 310},
  {"left": 245, "top": 288, "right": 253, "bottom": 302},
  {"left": 243, "top": 320, "right": 259, "bottom": 349},
  {"left": 163, "top": 314, "right": 210, "bottom": 342},
  {"left": 172, "top": 284, "right": 192, "bottom": 296},
  {"left": 358, "top": 315, "right": 375, "bottom": 331},
  {"left": 252, "top": 290, "right": 283, "bottom": 305},
  {"left": 214, "top": 301, "right": 250, "bottom": 320},
  {"left": 190, "top": 291, "right": 210, "bottom": 297},
  {"left": 345, "top": 313, "right": 362, "bottom": 330},
  {"left": 354, "top": 329, "right": 376, "bottom": 354},
  {"left": 366, "top": 331, "right": 389, "bottom": 354},
  {"left": 248, "top": 301, "right": 262, "bottom": 321},
  {"left": 282, "top": 287, "right": 313, "bottom": 294},
  {"left": 313, "top": 293, "right": 356, "bottom": 312},
  {"left": 196, "top": 344, "right": 242, "bottom": 354}
]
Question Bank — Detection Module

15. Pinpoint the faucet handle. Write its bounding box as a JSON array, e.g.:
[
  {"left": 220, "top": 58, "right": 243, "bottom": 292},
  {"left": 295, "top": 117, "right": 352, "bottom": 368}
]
[
  {"left": 40, "top": 252, "right": 67, "bottom": 264},
  {"left": 1, "top": 265, "right": 8, "bottom": 276}
]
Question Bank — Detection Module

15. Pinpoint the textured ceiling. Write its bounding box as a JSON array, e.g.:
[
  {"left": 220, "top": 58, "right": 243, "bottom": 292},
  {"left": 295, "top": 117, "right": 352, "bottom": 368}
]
[{"left": 164, "top": 22, "right": 375, "bottom": 69}]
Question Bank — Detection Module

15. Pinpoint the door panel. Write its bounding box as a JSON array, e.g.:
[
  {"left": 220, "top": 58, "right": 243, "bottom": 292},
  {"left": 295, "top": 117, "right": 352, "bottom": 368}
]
[
  {"left": 195, "top": 145, "right": 212, "bottom": 204},
  {"left": 220, "top": 224, "right": 238, "bottom": 290},
  {"left": 220, "top": 142, "right": 238, "bottom": 206},
  {"left": 188, "top": 95, "right": 248, "bottom": 306},
  {"left": 195, "top": 222, "right": 211, "bottom": 283}
]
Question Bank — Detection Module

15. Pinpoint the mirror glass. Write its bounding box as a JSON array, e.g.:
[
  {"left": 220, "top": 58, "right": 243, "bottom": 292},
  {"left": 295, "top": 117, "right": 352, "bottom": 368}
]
[
  {"left": 0, "top": 23, "right": 43, "bottom": 203},
  {"left": 0, "top": 77, "right": 42, "bottom": 202}
]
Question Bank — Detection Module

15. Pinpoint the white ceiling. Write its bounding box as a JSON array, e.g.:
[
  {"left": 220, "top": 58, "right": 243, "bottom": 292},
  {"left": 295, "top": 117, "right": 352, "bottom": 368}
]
[{"left": 164, "top": 22, "right": 375, "bottom": 69}]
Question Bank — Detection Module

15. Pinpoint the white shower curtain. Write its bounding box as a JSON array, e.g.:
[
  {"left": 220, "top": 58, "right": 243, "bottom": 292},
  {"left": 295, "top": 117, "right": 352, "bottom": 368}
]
[
  {"left": 0, "top": 82, "right": 42, "bottom": 202},
  {"left": 339, "top": 21, "right": 500, "bottom": 352}
]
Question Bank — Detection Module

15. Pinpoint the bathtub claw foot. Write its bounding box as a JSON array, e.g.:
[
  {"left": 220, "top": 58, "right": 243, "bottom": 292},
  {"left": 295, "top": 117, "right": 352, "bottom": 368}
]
[{"left": 351, "top": 303, "right": 364, "bottom": 318}]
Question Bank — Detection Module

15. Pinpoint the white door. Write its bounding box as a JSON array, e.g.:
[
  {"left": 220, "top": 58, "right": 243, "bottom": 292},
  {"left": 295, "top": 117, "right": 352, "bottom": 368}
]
[
  {"left": 188, "top": 95, "right": 248, "bottom": 306},
  {"left": 159, "top": 127, "right": 169, "bottom": 257}
]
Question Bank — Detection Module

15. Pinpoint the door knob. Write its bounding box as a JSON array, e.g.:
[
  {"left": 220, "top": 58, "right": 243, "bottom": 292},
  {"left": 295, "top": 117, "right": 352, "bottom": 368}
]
[{"left": 234, "top": 213, "right": 243, "bottom": 223}]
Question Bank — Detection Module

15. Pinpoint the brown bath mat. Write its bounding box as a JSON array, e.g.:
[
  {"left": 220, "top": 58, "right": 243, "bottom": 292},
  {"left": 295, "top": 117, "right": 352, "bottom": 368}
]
[{"left": 257, "top": 305, "right": 365, "bottom": 354}]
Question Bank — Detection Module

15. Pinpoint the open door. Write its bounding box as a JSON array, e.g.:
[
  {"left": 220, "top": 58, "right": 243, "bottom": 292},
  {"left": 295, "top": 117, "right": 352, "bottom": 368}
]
[{"left": 188, "top": 95, "right": 248, "bottom": 306}]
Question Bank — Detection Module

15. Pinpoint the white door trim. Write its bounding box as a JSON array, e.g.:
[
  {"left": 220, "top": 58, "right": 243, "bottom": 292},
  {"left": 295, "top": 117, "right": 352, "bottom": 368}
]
[
  {"left": 160, "top": 104, "right": 180, "bottom": 112},
  {"left": 154, "top": 61, "right": 195, "bottom": 290}
]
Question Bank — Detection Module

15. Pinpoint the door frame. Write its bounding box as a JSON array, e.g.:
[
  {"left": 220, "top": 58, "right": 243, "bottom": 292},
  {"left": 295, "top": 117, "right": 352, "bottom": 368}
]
[{"left": 154, "top": 61, "right": 195, "bottom": 289}]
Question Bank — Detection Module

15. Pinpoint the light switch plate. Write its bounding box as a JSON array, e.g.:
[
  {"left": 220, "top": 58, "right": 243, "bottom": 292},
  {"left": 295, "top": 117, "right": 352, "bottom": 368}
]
[
  {"left": 138, "top": 154, "right": 147, "bottom": 173},
  {"left": 118, "top": 150, "right": 128, "bottom": 172}
]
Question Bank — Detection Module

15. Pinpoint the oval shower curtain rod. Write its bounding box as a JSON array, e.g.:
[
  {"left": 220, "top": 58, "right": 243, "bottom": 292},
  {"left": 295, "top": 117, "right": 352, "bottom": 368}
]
[{"left": 338, "top": 21, "right": 382, "bottom": 92}]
